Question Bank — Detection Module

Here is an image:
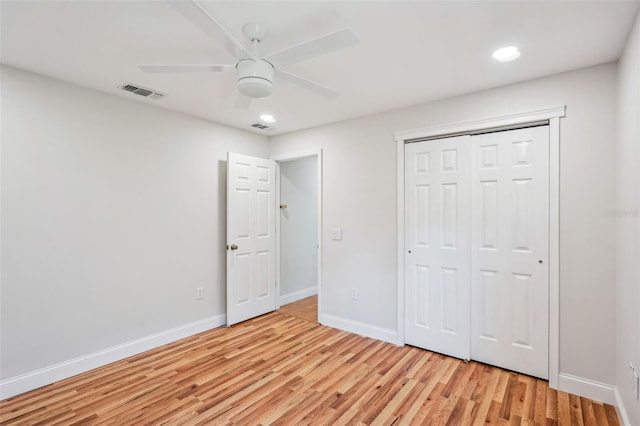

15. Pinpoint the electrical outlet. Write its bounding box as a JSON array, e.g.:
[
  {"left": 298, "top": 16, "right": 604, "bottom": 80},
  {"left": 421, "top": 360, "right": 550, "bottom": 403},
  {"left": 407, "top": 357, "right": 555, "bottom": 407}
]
[
  {"left": 351, "top": 287, "right": 358, "bottom": 301},
  {"left": 196, "top": 287, "right": 204, "bottom": 300},
  {"left": 331, "top": 228, "right": 342, "bottom": 241}
]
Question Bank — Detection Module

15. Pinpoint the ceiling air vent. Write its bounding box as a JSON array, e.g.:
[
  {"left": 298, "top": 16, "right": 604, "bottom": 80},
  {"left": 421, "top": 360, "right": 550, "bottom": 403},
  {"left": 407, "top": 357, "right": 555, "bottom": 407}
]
[
  {"left": 251, "top": 123, "right": 270, "bottom": 130},
  {"left": 118, "top": 83, "right": 166, "bottom": 100}
]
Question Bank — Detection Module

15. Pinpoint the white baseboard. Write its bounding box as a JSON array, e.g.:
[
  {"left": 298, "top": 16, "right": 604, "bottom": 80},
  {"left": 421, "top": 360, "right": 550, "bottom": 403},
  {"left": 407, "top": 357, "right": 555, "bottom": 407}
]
[
  {"left": 558, "top": 373, "right": 615, "bottom": 404},
  {"left": 614, "top": 386, "right": 633, "bottom": 426},
  {"left": 0, "top": 314, "right": 226, "bottom": 400},
  {"left": 320, "top": 313, "right": 397, "bottom": 345},
  {"left": 280, "top": 285, "right": 317, "bottom": 306}
]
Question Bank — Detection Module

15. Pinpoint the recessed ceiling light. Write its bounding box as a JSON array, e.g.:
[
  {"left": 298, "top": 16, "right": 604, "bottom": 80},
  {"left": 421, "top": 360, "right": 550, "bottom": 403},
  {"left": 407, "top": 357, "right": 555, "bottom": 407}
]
[
  {"left": 492, "top": 46, "right": 521, "bottom": 62},
  {"left": 260, "top": 113, "right": 276, "bottom": 124}
]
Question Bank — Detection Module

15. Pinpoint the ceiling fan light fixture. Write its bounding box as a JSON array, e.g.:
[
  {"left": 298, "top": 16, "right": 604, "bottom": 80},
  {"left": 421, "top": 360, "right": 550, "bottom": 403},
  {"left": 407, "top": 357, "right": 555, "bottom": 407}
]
[
  {"left": 144, "top": 3, "right": 358, "bottom": 104},
  {"left": 237, "top": 59, "right": 274, "bottom": 98},
  {"left": 492, "top": 46, "right": 521, "bottom": 62},
  {"left": 238, "top": 81, "right": 272, "bottom": 98}
]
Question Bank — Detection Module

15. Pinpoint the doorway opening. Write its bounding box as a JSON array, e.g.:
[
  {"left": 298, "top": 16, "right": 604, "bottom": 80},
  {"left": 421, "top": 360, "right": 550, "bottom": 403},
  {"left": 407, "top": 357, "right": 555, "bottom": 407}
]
[{"left": 273, "top": 150, "right": 322, "bottom": 323}]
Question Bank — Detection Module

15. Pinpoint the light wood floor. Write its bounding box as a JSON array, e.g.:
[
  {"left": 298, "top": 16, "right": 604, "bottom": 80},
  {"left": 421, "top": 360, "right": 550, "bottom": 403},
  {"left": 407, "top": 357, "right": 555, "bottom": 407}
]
[
  {"left": 1, "top": 297, "right": 619, "bottom": 425},
  {"left": 279, "top": 295, "right": 318, "bottom": 323}
]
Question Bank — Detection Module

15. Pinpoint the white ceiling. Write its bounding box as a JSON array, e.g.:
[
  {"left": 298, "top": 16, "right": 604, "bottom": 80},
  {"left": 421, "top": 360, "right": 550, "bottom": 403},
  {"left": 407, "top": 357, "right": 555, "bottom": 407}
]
[{"left": 2, "top": 1, "right": 638, "bottom": 135}]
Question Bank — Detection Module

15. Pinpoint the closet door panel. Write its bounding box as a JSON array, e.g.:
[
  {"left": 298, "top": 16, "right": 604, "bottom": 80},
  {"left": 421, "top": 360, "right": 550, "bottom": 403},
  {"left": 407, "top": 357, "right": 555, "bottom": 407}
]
[
  {"left": 404, "top": 136, "right": 471, "bottom": 360},
  {"left": 470, "top": 126, "right": 549, "bottom": 379}
]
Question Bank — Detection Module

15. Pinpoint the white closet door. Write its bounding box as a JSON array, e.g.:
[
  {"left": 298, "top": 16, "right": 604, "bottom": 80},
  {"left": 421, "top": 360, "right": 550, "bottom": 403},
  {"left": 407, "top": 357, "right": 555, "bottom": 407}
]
[
  {"left": 404, "top": 136, "right": 472, "bottom": 360},
  {"left": 470, "top": 126, "right": 549, "bottom": 379}
]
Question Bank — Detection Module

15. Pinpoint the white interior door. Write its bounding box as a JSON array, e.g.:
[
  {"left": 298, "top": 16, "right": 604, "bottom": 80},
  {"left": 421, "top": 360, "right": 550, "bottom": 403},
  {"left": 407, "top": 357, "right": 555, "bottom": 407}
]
[
  {"left": 470, "top": 126, "right": 549, "bottom": 379},
  {"left": 404, "top": 136, "right": 472, "bottom": 360},
  {"left": 226, "top": 152, "right": 276, "bottom": 326}
]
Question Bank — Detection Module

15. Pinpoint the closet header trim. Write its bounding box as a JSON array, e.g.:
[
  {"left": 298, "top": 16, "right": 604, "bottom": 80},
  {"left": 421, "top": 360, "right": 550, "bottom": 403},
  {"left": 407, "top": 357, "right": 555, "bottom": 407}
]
[{"left": 394, "top": 105, "right": 566, "bottom": 143}]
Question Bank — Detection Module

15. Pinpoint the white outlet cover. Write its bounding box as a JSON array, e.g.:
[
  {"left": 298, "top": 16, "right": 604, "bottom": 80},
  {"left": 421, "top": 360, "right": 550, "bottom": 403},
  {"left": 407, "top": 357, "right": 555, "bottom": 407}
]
[{"left": 331, "top": 228, "right": 342, "bottom": 241}]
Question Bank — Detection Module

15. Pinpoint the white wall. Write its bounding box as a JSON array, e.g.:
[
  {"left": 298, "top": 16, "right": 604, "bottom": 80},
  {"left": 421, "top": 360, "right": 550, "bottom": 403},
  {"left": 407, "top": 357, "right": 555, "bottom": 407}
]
[
  {"left": 279, "top": 157, "right": 318, "bottom": 301},
  {"left": 0, "top": 65, "right": 269, "bottom": 380},
  {"left": 615, "top": 10, "right": 640, "bottom": 425},
  {"left": 0, "top": 58, "right": 626, "bottom": 405},
  {"left": 270, "top": 63, "right": 618, "bottom": 391}
]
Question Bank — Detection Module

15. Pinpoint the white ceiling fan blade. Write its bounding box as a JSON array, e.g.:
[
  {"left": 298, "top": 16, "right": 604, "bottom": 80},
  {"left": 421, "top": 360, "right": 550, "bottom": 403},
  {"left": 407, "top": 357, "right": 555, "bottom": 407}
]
[
  {"left": 274, "top": 69, "right": 340, "bottom": 100},
  {"left": 138, "top": 64, "right": 235, "bottom": 73},
  {"left": 265, "top": 29, "right": 359, "bottom": 67},
  {"left": 167, "top": 0, "right": 253, "bottom": 60},
  {"left": 234, "top": 94, "right": 253, "bottom": 109}
]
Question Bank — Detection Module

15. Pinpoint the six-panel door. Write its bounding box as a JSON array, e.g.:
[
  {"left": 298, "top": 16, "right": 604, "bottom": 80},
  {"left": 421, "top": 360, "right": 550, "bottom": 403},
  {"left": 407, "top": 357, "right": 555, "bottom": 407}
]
[
  {"left": 470, "top": 126, "right": 549, "bottom": 379},
  {"left": 404, "top": 135, "right": 472, "bottom": 360},
  {"left": 227, "top": 152, "right": 277, "bottom": 326}
]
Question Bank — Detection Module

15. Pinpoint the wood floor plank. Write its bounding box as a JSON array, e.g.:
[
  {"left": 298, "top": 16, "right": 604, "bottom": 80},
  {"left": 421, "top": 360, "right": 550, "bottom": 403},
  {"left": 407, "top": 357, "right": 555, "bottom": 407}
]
[
  {"left": 484, "top": 399, "right": 503, "bottom": 425},
  {"left": 508, "top": 378, "right": 526, "bottom": 420},
  {"left": 569, "top": 394, "right": 585, "bottom": 426},
  {"left": 580, "top": 397, "right": 599, "bottom": 426},
  {"left": 270, "top": 389, "right": 325, "bottom": 425},
  {"left": 412, "top": 386, "right": 448, "bottom": 425},
  {"left": 470, "top": 367, "right": 501, "bottom": 426},
  {"left": 397, "top": 363, "right": 451, "bottom": 424},
  {"left": 492, "top": 368, "right": 511, "bottom": 403},
  {"left": 498, "top": 372, "right": 519, "bottom": 421},
  {"left": 592, "top": 399, "right": 610, "bottom": 426},
  {"left": 370, "top": 377, "right": 418, "bottom": 426},
  {"left": 557, "top": 390, "right": 572, "bottom": 425},
  {"left": 604, "top": 403, "right": 621, "bottom": 426},
  {"left": 546, "top": 386, "right": 559, "bottom": 422},
  {"left": 329, "top": 370, "right": 385, "bottom": 424},
  {"left": 533, "top": 378, "right": 548, "bottom": 424},
  {"left": 0, "top": 298, "right": 621, "bottom": 426}
]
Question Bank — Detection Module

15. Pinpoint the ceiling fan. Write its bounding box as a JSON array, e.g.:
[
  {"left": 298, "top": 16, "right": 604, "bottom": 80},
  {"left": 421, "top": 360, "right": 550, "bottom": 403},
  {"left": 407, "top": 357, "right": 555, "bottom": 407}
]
[{"left": 139, "top": 0, "right": 359, "bottom": 107}]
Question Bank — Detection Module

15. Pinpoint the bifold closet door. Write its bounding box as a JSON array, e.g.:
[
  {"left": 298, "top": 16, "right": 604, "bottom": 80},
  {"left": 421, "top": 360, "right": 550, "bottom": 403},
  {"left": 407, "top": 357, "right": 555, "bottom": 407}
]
[
  {"left": 470, "top": 126, "right": 550, "bottom": 379},
  {"left": 404, "top": 135, "right": 472, "bottom": 360}
]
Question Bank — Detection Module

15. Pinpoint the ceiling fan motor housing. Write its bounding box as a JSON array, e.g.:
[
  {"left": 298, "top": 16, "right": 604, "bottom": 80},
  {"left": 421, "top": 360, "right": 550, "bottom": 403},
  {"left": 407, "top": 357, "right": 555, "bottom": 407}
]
[{"left": 237, "top": 59, "right": 274, "bottom": 98}]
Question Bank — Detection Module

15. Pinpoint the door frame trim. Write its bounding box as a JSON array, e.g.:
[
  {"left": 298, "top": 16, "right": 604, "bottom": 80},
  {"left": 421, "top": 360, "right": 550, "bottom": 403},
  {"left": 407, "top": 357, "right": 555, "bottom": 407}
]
[
  {"left": 394, "top": 105, "right": 565, "bottom": 389},
  {"left": 272, "top": 149, "right": 323, "bottom": 322}
]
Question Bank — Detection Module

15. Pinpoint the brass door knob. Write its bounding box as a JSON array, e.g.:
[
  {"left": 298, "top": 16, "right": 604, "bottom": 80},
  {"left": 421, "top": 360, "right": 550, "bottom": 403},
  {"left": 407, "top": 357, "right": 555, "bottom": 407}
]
[{"left": 229, "top": 244, "right": 238, "bottom": 250}]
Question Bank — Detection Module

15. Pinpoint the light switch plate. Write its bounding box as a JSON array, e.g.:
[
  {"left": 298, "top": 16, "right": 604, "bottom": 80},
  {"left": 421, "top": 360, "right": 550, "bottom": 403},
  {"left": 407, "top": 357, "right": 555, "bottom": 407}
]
[{"left": 331, "top": 228, "right": 342, "bottom": 241}]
